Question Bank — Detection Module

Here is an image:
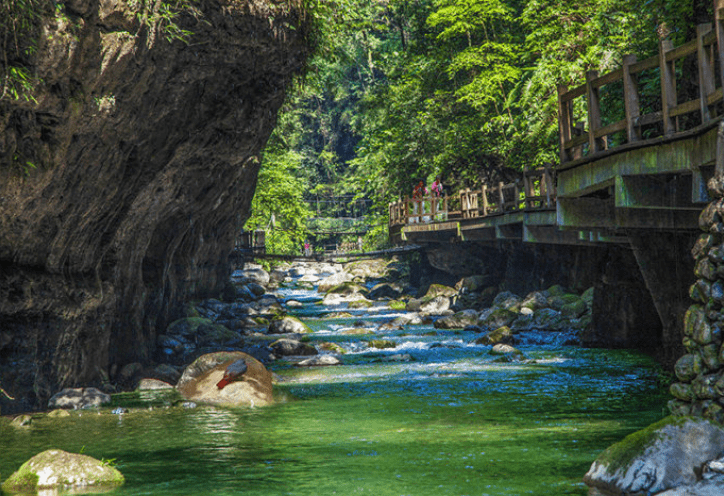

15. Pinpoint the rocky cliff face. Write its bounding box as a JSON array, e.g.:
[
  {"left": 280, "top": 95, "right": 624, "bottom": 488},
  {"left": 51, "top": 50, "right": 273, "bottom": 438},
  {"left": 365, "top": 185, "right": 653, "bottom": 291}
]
[{"left": 0, "top": 0, "right": 309, "bottom": 412}]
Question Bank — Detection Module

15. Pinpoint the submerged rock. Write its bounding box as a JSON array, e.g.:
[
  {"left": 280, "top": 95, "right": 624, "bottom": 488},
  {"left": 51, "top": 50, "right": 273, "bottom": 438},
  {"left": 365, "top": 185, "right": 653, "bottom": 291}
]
[
  {"left": 176, "top": 352, "right": 273, "bottom": 408},
  {"left": 296, "top": 355, "right": 341, "bottom": 367},
  {"left": 1, "top": 449, "right": 124, "bottom": 493}
]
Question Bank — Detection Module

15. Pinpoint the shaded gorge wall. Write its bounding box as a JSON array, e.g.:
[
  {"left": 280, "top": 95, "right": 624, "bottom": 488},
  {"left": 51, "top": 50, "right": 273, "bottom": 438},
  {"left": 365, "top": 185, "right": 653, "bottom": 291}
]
[{"left": 0, "top": 0, "right": 310, "bottom": 413}]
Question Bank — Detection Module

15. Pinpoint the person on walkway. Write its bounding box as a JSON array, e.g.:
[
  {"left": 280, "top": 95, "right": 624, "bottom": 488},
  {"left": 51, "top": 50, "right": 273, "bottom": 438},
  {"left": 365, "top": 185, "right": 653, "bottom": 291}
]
[
  {"left": 304, "top": 241, "right": 311, "bottom": 257},
  {"left": 431, "top": 176, "right": 443, "bottom": 197},
  {"left": 431, "top": 176, "right": 446, "bottom": 221}
]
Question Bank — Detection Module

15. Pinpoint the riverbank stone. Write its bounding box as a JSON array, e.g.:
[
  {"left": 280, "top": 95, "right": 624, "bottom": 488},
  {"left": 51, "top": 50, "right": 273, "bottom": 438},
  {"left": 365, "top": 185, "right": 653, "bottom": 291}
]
[
  {"left": 1, "top": 449, "right": 124, "bottom": 494},
  {"left": 48, "top": 387, "right": 110, "bottom": 410},
  {"left": 583, "top": 416, "right": 724, "bottom": 495},
  {"left": 176, "top": 351, "right": 273, "bottom": 407}
]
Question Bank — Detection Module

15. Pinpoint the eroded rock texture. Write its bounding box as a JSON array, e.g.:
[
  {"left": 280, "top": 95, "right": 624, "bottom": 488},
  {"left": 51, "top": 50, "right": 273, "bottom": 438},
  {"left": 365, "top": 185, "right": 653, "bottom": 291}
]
[{"left": 0, "top": 0, "right": 309, "bottom": 412}]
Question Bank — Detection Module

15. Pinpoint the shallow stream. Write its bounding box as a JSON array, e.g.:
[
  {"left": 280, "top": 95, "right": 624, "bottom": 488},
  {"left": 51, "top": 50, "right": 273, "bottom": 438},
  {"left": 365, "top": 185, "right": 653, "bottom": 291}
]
[{"left": 0, "top": 283, "right": 669, "bottom": 495}]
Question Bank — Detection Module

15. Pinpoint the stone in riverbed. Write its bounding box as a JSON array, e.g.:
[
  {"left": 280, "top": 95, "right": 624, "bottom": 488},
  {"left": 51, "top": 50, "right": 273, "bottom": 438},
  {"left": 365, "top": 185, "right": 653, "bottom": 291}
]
[
  {"left": 270, "top": 338, "right": 318, "bottom": 356},
  {"left": 475, "top": 326, "right": 513, "bottom": 345},
  {"left": 433, "top": 309, "right": 479, "bottom": 329},
  {"left": 48, "top": 387, "right": 110, "bottom": 410},
  {"left": 268, "top": 316, "right": 311, "bottom": 334},
  {"left": 176, "top": 351, "right": 273, "bottom": 407},
  {"left": 296, "top": 355, "right": 341, "bottom": 367},
  {"left": 583, "top": 416, "right": 724, "bottom": 496},
  {"left": 1, "top": 449, "right": 124, "bottom": 494}
]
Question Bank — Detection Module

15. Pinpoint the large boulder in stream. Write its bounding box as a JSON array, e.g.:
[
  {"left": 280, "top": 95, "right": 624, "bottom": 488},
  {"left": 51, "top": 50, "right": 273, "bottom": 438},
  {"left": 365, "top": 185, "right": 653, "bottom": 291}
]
[
  {"left": 583, "top": 416, "right": 724, "bottom": 495},
  {"left": 176, "top": 352, "right": 273, "bottom": 407},
  {"left": 1, "top": 449, "right": 124, "bottom": 494}
]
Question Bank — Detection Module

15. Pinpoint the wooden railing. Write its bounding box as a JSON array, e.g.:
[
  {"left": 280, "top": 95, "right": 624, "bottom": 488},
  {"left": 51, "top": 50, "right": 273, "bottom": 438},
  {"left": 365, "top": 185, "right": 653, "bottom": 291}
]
[
  {"left": 389, "top": 167, "right": 556, "bottom": 226},
  {"left": 391, "top": 0, "right": 724, "bottom": 229},
  {"left": 558, "top": 6, "right": 724, "bottom": 163}
]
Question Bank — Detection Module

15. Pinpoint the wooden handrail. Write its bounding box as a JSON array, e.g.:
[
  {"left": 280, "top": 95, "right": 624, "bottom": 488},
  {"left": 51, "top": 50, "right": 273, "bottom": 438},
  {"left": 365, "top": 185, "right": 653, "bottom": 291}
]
[{"left": 557, "top": 7, "right": 724, "bottom": 164}]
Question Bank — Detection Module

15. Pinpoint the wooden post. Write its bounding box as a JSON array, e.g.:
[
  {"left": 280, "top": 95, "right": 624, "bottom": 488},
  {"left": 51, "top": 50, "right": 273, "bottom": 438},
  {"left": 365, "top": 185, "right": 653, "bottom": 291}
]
[
  {"left": 698, "top": 23, "right": 716, "bottom": 123},
  {"left": 523, "top": 169, "right": 532, "bottom": 209},
  {"left": 544, "top": 167, "right": 554, "bottom": 207},
  {"left": 557, "top": 85, "right": 573, "bottom": 164},
  {"left": 717, "top": 0, "right": 724, "bottom": 89},
  {"left": 481, "top": 184, "right": 489, "bottom": 216},
  {"left": 586, "top": 70, "right": 605, "bottom": 153},
  {"left": 659, "top": 38, "right": 677, "bottom": 135},
  {"left": 498, "top": 182, "right": 505, "bottom": 213},
  {"left": 622, "top": 54, "right": 641, "bottom": 143}
]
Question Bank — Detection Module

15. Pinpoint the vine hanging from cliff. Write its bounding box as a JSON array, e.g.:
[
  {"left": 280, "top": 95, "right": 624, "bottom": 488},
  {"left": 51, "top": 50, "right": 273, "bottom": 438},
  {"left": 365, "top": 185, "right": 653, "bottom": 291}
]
[{"left": 0, "top": 0, "right": 53, "bottom": 102}]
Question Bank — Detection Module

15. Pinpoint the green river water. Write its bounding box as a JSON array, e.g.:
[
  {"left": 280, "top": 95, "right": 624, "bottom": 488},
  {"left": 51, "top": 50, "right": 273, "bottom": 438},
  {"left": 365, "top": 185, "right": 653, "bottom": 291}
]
[{"left": 0, "top": 284, "right": 669, "bottom": 496}]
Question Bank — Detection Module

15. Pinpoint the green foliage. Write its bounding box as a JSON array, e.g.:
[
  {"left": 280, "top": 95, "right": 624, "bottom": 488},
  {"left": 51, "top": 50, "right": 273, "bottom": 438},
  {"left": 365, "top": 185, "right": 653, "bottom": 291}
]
[
  {"left": 0, "top": 0, "right": 53, "bottom": 102},
  {"left": 245, "top": 148, "right": 313, "bottom": 255}
]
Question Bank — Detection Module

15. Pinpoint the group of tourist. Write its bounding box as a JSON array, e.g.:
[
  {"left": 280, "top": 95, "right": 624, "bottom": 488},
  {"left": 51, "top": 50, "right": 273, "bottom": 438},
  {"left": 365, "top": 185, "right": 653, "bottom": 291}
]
[{"left": 412, "top": 176, "right": 444, "bottom": 199}]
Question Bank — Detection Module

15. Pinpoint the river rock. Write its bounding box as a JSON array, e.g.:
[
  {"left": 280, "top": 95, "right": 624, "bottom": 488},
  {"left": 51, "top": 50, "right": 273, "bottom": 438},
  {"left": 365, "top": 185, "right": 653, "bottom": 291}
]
[
  {"left": 520, "top": 291, "right": 548, "bottom": 311},
  {"left": 476, "top": 326, "right": 513, "bottom": 345},
  {"left": 270, "top": 338, "right": 318, "bottom": 356},
  {"left": 176, "top": 351, "right": 273, "bottom": 407},
  {"left": 48, "top": 387, "right": 111, "bottom": 410},
  {"left": 583, "top": 416, "right": 724, "bottom": 495},
  {"left": 231, "top": 267, "right": 270, "bottom": 287},
  {"left": 268, "top": 316, "right": 311, "bottom": 334},
  {"left": 368, "top": 283, "right": 403, "bottom": 299},
  {"left": 434, "top": 309, "right": 479, "bottom": 329},
  {"left": 480, "top": 307, "right": 517, "bottom": 329},
  {"left": 343, "top": 259, "right": 389, "bottom": 279},
  {"left": 424, "top": 283, "right": 457, "bottom": 298},
  {"left": 455, "top": 275, "right": 488, "bottom": 293},
  {"left": 420, "top": 296, "right": 451, "bottom": 315},
  {"left": 491, "top": 291, "right": 522, "bottom": 311},
  {"left": 296, "top": 355, "right": 341, "bottom": 366},
  {"left": 489, "top": 343, "right": 523, "bottom": 357},
  {"left": 10, "top": 415, "right": 32, "bottom": 428},
  {"left": 1, "top": 449, "right": 124, "bottom": 494},
  {"left": 656, "top": 478, "right": 724, "bottom": 495},
  {"left": 317, "top": 271, "right": 354, "bottom": 292}
]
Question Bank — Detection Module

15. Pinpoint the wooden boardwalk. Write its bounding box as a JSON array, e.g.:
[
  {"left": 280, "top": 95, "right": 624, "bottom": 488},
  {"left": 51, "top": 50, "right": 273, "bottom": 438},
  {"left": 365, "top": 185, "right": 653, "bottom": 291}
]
[{"left": 389, "top": 3, "right": 724, "bottom": 247}]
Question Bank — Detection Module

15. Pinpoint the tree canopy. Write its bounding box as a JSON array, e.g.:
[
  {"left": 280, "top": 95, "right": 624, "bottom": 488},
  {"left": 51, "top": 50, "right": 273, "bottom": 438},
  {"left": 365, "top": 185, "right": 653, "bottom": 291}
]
[{"left": 246, "top": 0, "right": 714, "bottom": 253}]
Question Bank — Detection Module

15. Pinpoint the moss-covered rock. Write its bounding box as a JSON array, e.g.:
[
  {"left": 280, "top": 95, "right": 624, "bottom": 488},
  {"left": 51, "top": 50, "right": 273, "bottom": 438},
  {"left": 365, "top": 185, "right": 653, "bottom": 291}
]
[
  {"left": 326, "top": 282, "right": 369, "bottom": 296},
  {"left": 481, "top": 308, "right": 517, "bottom": 329},
  {"left": 561, "top": 298, "right": 586, "bottom": 319},
  {"left": 368, "top": 340, "right": 397, "bottom": 349},
  {"left": 348, "top": 299, "right": 373, "bottom": 309},
  {"left": 318, "top": 342, "right": 347, "bottom": 354},
  {"left": 388, "top": 300, "right": 407, "bottom": 310},
  {"left": 1, "top": 449, "right": 124, "bottom": 493},
  {"left": 674, "top": 353, "right": 703, "bottom": 382},
  {"left": 583, "top": 416, "right": 724, "bottom": 495},
  {"left": 424, "top": 284, "right": 457, "bottom": 298},
  {"left": 475, "top": 326, "right": 513, "bottom": 345},
  {"left": 434, "top": 310, "right": 479, "bottom": 329}
]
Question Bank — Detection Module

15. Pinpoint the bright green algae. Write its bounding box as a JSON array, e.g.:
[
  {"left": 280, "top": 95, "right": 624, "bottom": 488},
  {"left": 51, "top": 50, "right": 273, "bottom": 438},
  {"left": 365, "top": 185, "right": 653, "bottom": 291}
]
[{"left": 0, "top": 292, "right": 669, "bottom": 496}]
